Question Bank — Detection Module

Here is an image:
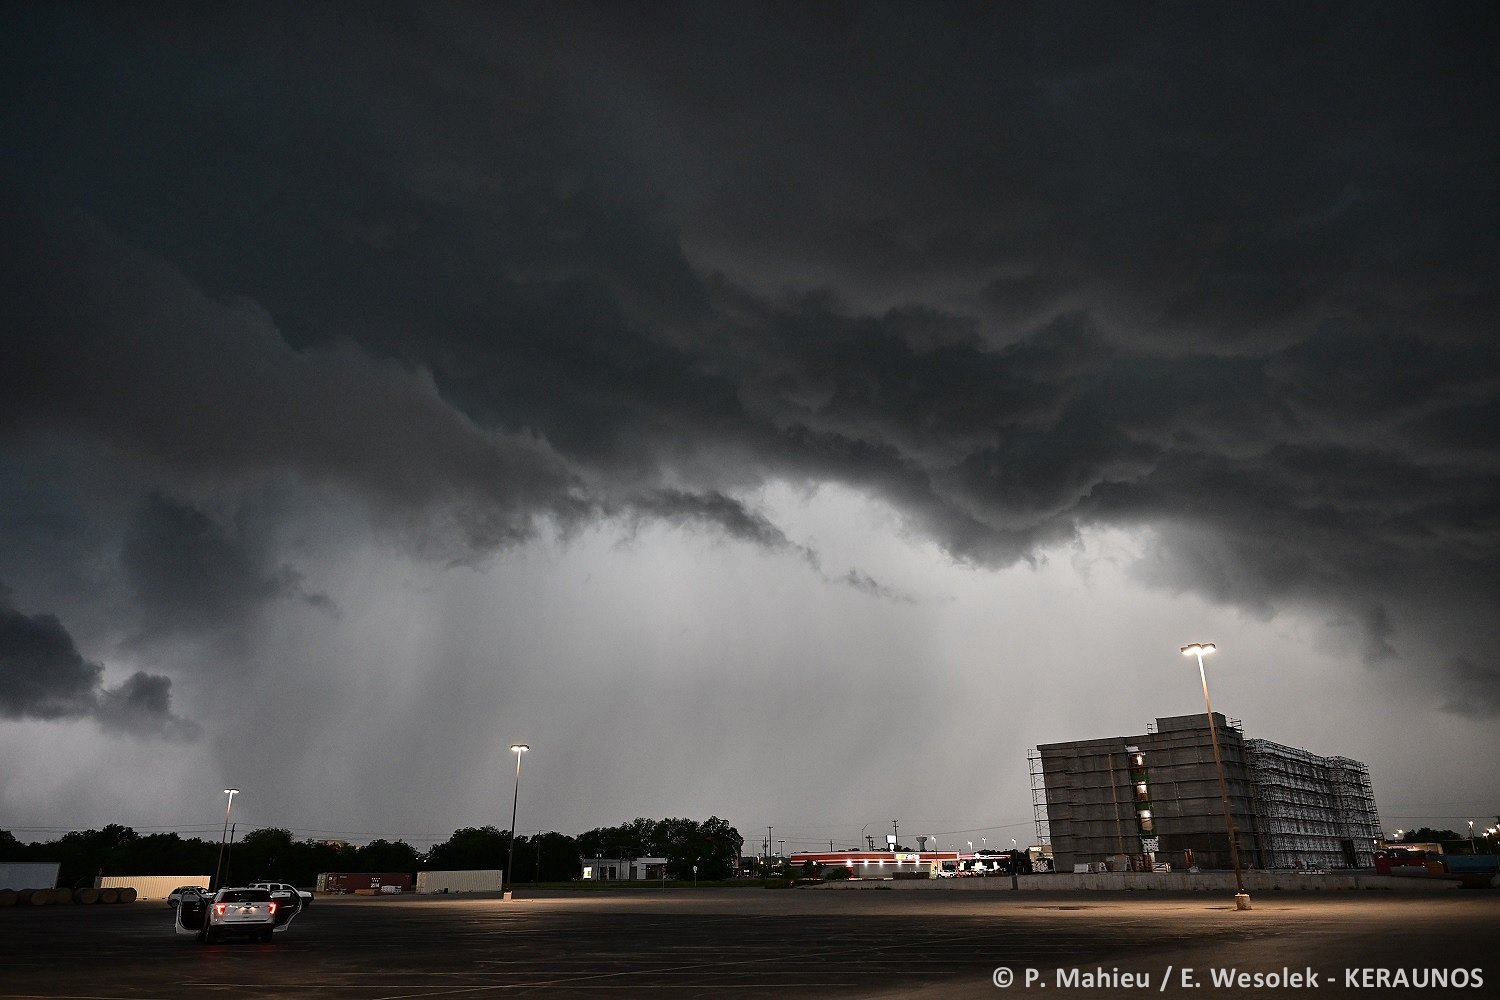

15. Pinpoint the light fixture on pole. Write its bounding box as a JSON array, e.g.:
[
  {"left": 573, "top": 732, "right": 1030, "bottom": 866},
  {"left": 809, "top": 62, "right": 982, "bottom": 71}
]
[
  {"left": 1181, "top": 642, "right": 1250, "bottom": 910},
  {"left": 213, "top": 788, "right": 239, "bottom": 890},
  {"left": 1469, "top": 821, "right": 1476, "bottom": 854},
  {"left": 505, "top": 745, "right": 529, "bottom": 901}
]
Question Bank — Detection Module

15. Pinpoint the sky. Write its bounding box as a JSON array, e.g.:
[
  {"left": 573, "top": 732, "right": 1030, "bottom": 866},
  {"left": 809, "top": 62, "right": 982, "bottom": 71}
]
[{"left": 1, "top": 2, "right": 1496, "bottom": 856}]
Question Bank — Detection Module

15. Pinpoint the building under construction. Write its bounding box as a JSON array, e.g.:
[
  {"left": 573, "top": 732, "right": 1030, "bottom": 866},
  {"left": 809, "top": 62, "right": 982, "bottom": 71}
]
[
  {"left": 1031, "top": 713, "right": 1381, "bottom": 873},
  {"left": 1244, "top": 739, "right": 1382, "bottom": 869}
]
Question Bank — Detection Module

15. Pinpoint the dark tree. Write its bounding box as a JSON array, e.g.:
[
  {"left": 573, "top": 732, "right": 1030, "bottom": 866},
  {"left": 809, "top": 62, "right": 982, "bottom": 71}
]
[
  {"left": 512, "top": 831, "right": 580, "bottom": 882},
  {"left": 356, "top": 838, "right": 420, "bottom": 873},
  {"left": 576, "top": 817, "right": 742, "bottom": 880},
  {"left": 0, "top": 829, "right": 23, "bottom": 860},
  {"left": 427, "top": 826, "right": 508, "bottom": 871}
]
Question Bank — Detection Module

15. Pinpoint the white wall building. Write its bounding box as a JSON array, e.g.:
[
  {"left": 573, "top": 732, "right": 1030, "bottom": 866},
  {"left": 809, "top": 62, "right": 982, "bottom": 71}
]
[{"left": 581, "top": 856, "right": 668, "bottom": 881}]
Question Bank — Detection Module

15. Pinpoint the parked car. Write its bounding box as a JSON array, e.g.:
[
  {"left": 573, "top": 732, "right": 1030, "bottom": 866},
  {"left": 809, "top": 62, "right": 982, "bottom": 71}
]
[
  {"left": 249, "top": 881, "right": 314, "bottom": 907},
  {"left": 167, "top": 885, "right": 208, "bottom": 908},
  {"left": 174, "top": 886, "right": 302, "bottom": 943}
]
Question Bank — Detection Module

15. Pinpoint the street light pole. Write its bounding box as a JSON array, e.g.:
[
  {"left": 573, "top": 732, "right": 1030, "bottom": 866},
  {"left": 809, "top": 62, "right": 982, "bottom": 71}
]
[
  {"left": 1181, "top": 643, "right": 1250, "bottom": 910},
  {"left": 506, "top": 745, "right": 528, "bottom": 901},
  {"left": 213, "top": 788, "right": 239, "bottom": 891}
]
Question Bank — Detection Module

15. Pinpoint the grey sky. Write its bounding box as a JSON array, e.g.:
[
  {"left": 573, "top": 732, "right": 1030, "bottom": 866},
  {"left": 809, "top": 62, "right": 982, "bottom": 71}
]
[{"left": 1, "top": 3, "right": 1495, "bottom": 850}]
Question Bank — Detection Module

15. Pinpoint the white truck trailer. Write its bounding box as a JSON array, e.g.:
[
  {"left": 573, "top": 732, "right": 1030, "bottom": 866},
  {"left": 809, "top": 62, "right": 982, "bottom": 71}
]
[
  {"left": 415, "top": 869, "right": 503, "bottom": 893},
  {"left": 95, "top": 875, "right": 210, "bottom": 901},
  {"left": 0, "top": 862, "right": 60, "bottom": 891}
]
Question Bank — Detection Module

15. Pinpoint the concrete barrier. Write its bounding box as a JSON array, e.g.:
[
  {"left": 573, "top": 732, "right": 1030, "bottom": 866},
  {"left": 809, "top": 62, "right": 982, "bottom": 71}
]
[{"left": 818, "top": 870, "right": 1484, "bottom": 892}]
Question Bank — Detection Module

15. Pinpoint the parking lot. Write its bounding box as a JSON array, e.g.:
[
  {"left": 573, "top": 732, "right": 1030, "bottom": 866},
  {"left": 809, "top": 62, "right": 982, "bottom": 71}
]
[{"left": 2, "top": 887, "right": 1497, "bottom": 998}]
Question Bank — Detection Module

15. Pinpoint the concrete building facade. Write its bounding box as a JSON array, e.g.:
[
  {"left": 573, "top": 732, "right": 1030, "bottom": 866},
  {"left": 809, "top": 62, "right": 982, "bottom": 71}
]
[{"left": 1034, "top": 713, "right": 1380, "bottom": 873}]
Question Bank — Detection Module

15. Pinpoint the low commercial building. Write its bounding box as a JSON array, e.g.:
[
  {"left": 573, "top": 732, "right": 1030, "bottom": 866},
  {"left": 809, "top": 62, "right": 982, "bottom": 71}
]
[
  {"left": 785, "top": 851, "right": 949, "bottom": 877},
  {"left": 1033, "top": 713, "right": 1381, "bottom": 873},
  {"left": 580, "top": 856, "right": 668, "bottom": 881}
]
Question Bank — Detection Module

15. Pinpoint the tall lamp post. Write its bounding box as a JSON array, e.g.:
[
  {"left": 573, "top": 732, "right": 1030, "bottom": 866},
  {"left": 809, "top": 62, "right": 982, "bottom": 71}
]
[
  {"left": 1181, "top": 643, "right": 1250, "bottom": 910},
  {"left": 213, "top": 788, "right": 239, "bottom": 890},
  {"left": 505, "top": 745, "right": 529, "bottom": 901}
]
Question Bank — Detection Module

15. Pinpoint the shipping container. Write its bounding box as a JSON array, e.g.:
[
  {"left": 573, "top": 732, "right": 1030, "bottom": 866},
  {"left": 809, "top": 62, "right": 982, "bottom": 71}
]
[
  {"left": 415, "top": 869, "right": 503, "bottom": 893},
  {"left": 316, "top": 872, "right": 414, "bottom": 894},
  {"left": 0, "top": 862, "right": 60, "bottom": 891},
  {"left": 94, "top": 875, "right": 209, "bottom": 901}
]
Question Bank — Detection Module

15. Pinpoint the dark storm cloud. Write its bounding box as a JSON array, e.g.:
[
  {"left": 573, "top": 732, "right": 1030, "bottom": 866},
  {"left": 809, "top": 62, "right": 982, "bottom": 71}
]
[
  {"left": 122, "top": 492, "right": 334, "bottom": 639},
  {"left": 624, "top": 489, "right": 795, "bottom": 551},
  {"left": 0, "top": 197, "right": 586, "bottom": 556},
  {"left": 620, "top": 488, "right": 910, "bottom": 599},
  {"left": 0, "top": 589, "right": 99, "bottom": 720},
  {"left": 0, "top": 588, "right": 197, "bottom": 738},
  {"left": 95, "top": 670, "right": 198, "bottom": 740},
  {"left": 1, "top": 3, "right": 1496, "bottom": 713}
]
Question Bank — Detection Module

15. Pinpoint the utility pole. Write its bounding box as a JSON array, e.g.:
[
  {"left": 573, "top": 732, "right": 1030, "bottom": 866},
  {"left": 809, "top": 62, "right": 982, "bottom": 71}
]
[{"left": 892, "top": 820, "right": 899, "bottom": 849}]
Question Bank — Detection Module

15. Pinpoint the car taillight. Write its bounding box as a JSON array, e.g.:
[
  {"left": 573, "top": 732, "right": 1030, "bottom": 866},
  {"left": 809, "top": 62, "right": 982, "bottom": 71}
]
[
  {"left": 267, "top": 901, "right": 277, "bottom": 914},
  {"left": 214, "top": 903, "right": 226, "bottom": 916}
]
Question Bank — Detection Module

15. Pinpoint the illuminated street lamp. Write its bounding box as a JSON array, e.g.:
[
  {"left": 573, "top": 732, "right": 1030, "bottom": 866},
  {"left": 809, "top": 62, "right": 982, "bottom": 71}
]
[
  {"left": 505, "top": 745, "right": 529, "bottom": 900},
  {"left": 213, "top": 788, "right": 239, "bottom": 890},
  {"left": 1181, "top": 643, "right": 1250, "bottom": 910},
  {"left": 1469, "top": 821, "right": 1476, "bottom": 854}
]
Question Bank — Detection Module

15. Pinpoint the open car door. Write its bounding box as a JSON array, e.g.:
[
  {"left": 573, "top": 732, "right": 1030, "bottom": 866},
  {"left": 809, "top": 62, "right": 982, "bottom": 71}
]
[{"left": 266, "top": 887, "right": 303, "bottom": 930}]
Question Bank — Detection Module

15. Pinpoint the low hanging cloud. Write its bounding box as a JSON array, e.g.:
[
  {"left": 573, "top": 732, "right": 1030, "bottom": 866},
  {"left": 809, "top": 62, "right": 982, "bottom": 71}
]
[
  {"left": 618, "top": 488, "right": 911, "bottom": 600},
  {"left": 122, "top": 492, "right": 336, "bottom": 641},
  {"left": 0, "top": 588, "right": 197, "bottom": 740}
]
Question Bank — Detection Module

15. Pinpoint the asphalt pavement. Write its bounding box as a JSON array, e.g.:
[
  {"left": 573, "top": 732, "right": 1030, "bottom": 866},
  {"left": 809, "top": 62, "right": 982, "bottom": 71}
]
[{"left": 1, "top": 886, "right": 1496, "bottom": 999}]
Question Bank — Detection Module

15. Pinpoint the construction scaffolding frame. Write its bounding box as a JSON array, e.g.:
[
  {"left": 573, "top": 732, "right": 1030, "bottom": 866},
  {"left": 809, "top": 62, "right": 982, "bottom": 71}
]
[
  {"left": 1245, "top": 739, "right": 1382, "bottom": 870},
  {"left": 1027, "top": 748, "right": 1051, "bottom": 848}
]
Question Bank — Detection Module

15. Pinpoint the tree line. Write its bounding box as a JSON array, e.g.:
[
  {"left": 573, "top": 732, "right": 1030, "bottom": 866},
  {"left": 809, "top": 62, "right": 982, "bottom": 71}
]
[{"left": 0, "top": 816, "right": 743, "bottom": 889}]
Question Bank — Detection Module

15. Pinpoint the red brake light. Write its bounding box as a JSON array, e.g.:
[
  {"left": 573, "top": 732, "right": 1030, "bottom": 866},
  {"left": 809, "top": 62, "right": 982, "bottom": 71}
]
[
  {"left": 214, "top": 903, "right": 226, "bottom": 916},
  {"left": 267, "top": 901, "right": 277, "bottom": 914}
]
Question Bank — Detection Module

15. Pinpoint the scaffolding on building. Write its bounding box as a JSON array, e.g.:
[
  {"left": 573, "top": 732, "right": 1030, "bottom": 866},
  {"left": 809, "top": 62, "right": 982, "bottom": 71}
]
[
  {"left": 1245, "top": 739, "right": 1382, "bottom": 870},
  {"left": 1027, "top": 748, "right": 1051, "bottom": 848}
]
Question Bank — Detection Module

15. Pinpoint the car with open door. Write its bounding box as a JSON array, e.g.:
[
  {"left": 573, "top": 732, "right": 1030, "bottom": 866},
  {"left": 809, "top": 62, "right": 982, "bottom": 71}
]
[
  {"left": 175, "top": 886, "right": 302, "bottom": 943},
  {"left": 167, "top": 885, "right": 209, "bottom": 908},
  {"left": 249, "top": 880, "right": 314, "bottom": 907}
]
